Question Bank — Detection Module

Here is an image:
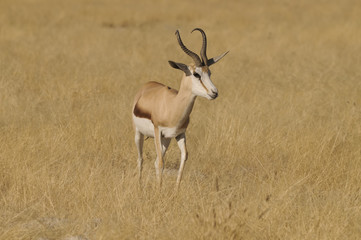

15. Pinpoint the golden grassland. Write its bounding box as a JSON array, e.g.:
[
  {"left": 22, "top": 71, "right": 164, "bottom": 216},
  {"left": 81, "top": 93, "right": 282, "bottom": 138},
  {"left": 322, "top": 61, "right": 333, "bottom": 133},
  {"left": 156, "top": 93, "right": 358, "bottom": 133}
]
[{"left": 1, "top": 0, "right": 361, "bottom": 239}]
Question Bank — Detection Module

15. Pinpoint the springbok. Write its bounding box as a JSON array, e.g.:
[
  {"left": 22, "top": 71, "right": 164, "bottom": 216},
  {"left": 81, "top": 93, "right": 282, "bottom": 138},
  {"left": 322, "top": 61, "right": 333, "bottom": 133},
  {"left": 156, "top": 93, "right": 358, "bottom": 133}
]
[{"left": 132, "top": 28, "right": 228, "bottom": 188}]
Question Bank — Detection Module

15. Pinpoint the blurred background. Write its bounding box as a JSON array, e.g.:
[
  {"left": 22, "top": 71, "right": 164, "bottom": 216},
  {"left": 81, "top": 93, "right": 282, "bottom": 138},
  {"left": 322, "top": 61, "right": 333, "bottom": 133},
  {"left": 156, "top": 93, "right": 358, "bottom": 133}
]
[{"left": 0, "top": 0, "right": 360, "bottom": 239}]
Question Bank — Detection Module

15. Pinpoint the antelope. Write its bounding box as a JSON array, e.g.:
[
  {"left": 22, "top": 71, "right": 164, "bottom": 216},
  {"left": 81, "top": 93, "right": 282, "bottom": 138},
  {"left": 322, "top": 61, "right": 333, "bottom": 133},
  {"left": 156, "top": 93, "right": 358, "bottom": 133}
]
[{"left": 132, "top": 28, "right": 228, "bottom": 189}]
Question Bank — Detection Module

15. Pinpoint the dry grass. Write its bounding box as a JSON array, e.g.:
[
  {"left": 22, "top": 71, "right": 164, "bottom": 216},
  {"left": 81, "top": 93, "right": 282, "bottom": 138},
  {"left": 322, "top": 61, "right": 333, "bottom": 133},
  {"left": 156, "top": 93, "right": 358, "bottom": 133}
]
[{"left": 1, "top": 0, "right": 361, "bottom": 239}]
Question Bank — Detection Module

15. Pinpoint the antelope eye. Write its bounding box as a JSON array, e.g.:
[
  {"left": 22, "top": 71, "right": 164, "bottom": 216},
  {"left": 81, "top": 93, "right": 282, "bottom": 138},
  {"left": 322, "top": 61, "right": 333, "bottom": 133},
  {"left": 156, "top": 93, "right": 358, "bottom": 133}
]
[{"left": 193, "top": 73, "right": 201, "bottom": 79}]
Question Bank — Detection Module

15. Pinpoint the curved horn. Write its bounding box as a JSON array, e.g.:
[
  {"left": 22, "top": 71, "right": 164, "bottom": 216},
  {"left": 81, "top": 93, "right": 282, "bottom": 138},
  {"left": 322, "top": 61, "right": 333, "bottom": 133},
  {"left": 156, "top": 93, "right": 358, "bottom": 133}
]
[
  {"left": 175, "top": 30, "right": 202, "bottom": 67},
  {"left": 191, "top": 28, "right": 208, "bottom": 66}
]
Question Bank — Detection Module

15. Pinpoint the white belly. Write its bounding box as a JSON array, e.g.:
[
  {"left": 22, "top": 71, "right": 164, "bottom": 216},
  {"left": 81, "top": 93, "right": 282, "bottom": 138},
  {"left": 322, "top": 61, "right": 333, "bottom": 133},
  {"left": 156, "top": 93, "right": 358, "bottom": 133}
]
[
  {"left": 159, "top": 126, "right": 186, "bottom": 138},
  {"left": 133, "top": 115, "right": 154, "bottom": 137},
  {"left": 132, "top": 114, "right": 186, "bottom": 138}
]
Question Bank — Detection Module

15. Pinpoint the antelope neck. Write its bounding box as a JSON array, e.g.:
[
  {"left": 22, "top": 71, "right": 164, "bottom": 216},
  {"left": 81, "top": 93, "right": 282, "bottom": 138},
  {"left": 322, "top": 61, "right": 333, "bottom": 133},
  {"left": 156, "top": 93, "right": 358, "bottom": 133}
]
[{"left": 174, "top": 75, "right": 196, "bottom": 122}]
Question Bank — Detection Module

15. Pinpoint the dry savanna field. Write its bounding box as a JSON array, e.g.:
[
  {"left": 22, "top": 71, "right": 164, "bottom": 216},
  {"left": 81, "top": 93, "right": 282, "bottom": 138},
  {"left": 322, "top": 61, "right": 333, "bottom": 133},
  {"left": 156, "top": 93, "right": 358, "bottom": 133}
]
[{"left": 1, "top": 0, "right": 361, "bottom": 239}]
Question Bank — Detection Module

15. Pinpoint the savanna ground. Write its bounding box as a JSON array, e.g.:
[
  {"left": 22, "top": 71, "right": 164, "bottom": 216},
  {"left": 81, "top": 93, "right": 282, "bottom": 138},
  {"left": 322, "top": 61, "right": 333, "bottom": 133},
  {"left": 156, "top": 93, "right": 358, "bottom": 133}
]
[{"left": 1, "top": 0, "right": 361, "bottom": 239}]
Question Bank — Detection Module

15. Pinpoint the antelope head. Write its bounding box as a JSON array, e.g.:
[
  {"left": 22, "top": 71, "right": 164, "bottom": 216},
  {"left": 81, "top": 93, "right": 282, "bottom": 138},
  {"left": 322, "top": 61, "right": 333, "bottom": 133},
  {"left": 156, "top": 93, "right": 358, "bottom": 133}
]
[{"left": 168, "top": 28, "right": 229, "bottom": 100}]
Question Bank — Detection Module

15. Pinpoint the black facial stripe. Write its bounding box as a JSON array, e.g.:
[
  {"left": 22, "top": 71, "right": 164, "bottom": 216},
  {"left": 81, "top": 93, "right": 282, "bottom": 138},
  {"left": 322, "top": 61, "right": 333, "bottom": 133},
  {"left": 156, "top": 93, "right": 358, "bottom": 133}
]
[{"left": 193, "top": 72, "right": 201, "bottom": 79}]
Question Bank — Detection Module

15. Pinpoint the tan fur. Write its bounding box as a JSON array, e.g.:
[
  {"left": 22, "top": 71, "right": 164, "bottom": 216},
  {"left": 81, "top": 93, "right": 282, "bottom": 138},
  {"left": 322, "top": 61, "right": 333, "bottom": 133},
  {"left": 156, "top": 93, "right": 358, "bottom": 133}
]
[
  {"left": 132, "top": 77, "right": 195, "bottom": 129},
  {"left": 201, "top": 66, "right": 210, "bottom": 73},
  {"left": 188, "top": 64, "right": 209, "bottom": 73},
  {"left": 133, "top": 75, "right": 196, "bottom": 187},
  {"left": 188, "top": 64, "right": 196, "bottom": 72},
  {"left": 132, "top": 29, "right": 224, "bottom": 188}
]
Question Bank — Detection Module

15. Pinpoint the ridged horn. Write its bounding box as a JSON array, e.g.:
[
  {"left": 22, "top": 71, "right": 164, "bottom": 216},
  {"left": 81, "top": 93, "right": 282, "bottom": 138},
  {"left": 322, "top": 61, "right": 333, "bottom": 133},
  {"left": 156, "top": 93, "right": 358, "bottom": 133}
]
[
  {"left": 191, "top": 28, "right": 208, "bottom": 66},
  {"left": 175, "top": 30, "right": 202, "bottom": 67}
]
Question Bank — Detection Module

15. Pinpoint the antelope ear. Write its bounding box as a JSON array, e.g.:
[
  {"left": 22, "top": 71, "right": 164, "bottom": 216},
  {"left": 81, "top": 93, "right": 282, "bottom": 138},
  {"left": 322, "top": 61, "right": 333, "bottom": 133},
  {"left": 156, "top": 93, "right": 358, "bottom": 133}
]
[
  {"left": 207, "top": 51, "right": 229, "bottom": 66},
  {"left": 168, "top": 61, "right": 192, "bottom": 76}
]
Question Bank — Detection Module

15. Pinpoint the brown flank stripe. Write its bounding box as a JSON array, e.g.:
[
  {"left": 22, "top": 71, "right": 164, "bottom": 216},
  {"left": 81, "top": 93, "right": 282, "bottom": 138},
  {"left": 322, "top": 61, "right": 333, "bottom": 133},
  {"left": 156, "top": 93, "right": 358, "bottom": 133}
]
[{"left": 133, "top": 102, "right": 151, "bottom": 120}]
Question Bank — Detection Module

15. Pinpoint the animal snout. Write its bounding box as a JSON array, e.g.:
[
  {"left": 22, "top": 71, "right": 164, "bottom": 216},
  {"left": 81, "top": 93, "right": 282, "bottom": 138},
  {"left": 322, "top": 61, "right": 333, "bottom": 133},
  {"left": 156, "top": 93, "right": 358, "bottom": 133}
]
[{"left": 211, "top": 90, "right": 218, "bottom": 99}]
